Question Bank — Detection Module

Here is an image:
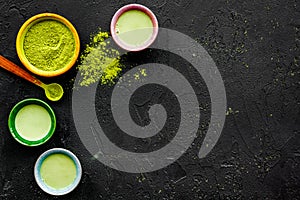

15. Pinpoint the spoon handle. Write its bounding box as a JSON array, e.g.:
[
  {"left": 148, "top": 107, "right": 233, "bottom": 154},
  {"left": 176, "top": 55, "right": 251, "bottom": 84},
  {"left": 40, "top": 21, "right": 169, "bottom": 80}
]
[{"left": 0, "top": 55, "right": 43, "bottom": 86}]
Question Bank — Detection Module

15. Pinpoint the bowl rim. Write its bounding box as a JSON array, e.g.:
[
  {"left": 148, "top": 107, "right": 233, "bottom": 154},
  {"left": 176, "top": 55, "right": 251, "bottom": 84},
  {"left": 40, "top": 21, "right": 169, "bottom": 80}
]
[
  {"left": 16, "top": 13, "right": 80, "bottom": 77},
  {"left": 8, "top": 98, "right": 56, "bottom": 146},
  {"left": 34, "top": 148, "right": 82, "bottom": 196},
  {"left": 110, "top": 4, "right": 159, "bottom": 52}
]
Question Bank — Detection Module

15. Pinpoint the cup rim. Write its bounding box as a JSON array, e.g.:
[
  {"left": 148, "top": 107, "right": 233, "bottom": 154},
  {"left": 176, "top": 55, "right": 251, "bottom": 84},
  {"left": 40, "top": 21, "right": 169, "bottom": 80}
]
[
  {"left": 34, "top": 148, "right": 82, "bottom": 196},
  {"left": 8, "top": 98, "right": 56, "bottom": 146},
  {"left": 110, "top": 4, "right": 159, "bottom": 52},
  {"left": 16, "top": 13, "right": 80, "bottom": 77}
]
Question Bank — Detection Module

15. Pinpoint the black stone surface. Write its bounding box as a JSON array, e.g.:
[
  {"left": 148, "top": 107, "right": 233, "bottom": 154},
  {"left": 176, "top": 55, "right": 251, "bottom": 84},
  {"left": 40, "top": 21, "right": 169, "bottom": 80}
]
[{"left": 0, "top": 0, "right": 300, "bottom": 199}]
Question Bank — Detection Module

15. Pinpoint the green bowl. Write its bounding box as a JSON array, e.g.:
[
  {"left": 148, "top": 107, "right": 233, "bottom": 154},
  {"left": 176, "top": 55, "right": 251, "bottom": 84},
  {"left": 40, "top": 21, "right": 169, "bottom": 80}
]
[{"left": 8, "top": 98, "right": 56, "bottom": 146}]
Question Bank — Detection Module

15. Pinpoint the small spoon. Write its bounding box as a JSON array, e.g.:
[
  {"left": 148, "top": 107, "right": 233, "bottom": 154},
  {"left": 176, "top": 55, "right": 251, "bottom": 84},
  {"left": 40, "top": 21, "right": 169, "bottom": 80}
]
[{"left": 0, "top": 55, "right": 63, "bottom": 101}]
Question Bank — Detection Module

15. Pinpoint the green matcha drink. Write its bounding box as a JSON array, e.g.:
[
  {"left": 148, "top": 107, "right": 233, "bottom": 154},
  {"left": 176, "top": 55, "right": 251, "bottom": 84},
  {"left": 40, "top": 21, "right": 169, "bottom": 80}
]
[
  {"left": 23, "top": 19, "right": 75, "bottom": 71},
  {"left": 116, "top": 10, "right": 153, "bottom": 47},
  {"left": 15, "top": 104, "right": 51, "bottom": 141},
  {"left": 40, "top": 153, "right": 77, "bottom": 189}
]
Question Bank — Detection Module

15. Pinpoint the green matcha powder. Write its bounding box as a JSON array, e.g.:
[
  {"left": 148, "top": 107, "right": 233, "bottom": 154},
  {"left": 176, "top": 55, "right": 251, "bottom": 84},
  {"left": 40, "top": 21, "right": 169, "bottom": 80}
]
[{"left": 23, "top": 20, "right": 75, "bottom": 71}]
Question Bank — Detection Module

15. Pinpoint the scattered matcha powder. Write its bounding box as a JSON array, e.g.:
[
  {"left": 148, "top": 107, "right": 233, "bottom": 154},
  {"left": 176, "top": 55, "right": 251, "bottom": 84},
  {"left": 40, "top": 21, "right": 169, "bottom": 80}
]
[
  {"left": 140, "top": 69, "right": 147, "bottom": 76},
  {"left": 134, "top": 68, "right": 147, "bottom": 80},
  {"left": 78, "top": 30, "right": 123, "bottom": 86},
  {"left": 226, "top": 107, "right": 239, "bottom": 115}
]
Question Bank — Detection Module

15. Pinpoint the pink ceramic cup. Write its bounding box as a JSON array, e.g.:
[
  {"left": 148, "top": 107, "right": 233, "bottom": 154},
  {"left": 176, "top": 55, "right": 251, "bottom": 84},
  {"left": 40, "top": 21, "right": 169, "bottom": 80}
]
[{"left": 110, "top": 4, "right": 159, "bottom": 52}]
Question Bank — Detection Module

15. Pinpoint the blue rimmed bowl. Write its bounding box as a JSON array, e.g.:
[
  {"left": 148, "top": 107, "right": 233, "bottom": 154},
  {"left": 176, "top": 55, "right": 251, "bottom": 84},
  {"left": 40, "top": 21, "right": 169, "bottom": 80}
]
[{"left": 34, "top": 148, "right": 82, "bottom": 196}]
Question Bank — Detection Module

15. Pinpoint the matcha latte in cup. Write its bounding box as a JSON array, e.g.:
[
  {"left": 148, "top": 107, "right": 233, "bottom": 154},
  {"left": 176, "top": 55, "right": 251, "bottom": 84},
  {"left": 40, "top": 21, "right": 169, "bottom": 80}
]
[
  {"left": 111, "top": 4, "right": 158, "bottom": 51},
  {"left": 16, "top": 13, "right": 80, "bottom": 77},
  {"left": 8, "top": 98, "right": 56, "bottom": 146},
  {"left": 34, "top": 148, "right": 82, "bottom": 195}
]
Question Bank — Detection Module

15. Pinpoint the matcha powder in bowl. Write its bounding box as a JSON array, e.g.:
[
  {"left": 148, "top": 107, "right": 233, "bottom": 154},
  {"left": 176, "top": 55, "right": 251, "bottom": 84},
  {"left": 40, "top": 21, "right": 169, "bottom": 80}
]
[
  {"left": 16, "top": 13, "right": 80, "bottom": 77},
  {"left": 24, "top": 20, "right": 75, "bottom": 71}
]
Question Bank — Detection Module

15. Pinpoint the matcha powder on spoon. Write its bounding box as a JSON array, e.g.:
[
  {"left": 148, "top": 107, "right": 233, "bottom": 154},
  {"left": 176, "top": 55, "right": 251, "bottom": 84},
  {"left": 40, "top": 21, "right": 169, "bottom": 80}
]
[{"left": 77, "top": 30, "right": 123, "bottom": 86}]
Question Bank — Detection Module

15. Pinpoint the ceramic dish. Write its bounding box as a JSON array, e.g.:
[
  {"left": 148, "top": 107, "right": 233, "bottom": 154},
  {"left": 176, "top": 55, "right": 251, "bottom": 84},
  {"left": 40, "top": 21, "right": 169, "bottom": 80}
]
[
  {"left": 34, "top": 148, "right": 82, "bottom": 196},
  {"left": 110, "top": 4, "right": 158, "bottom": 51},
  {"left": 16, "top": 13, "right": 80, "bottom": 77},
  {"left": 8, "top": 98, "right": 56, "bottom": 146}
]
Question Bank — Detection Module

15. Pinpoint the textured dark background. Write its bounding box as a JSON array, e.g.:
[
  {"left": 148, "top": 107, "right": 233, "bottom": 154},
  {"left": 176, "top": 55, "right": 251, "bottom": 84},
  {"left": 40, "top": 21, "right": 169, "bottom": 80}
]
[{"left": 0, "top": 0, "right": 300, "bottom": 199}]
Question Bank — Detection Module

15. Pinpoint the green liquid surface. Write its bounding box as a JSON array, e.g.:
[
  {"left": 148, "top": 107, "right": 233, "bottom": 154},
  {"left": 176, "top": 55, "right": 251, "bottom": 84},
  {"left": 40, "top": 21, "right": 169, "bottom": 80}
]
[
  {"left": 40, "top": 153, "right": 77, "bottom": 189},
  {"left": 116, "top": 10, "right": 153, "bottom": 47},
  {"left": 23, "top": 19, "right": 75, "bottom": 71},
  {"left": 15, "top": 104, "right": 51, "bottom": 141}
]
